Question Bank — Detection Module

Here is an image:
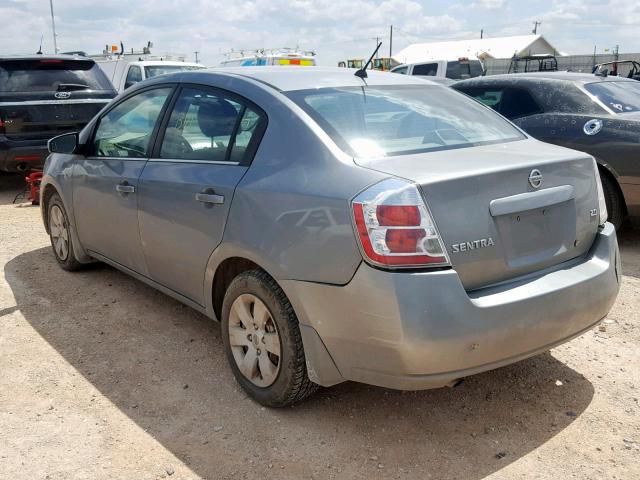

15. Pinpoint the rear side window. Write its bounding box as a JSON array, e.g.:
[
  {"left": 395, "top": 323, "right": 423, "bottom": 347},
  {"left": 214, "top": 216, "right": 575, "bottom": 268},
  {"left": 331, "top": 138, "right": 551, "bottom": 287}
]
[
  {"left": 461, "top": 87, "right": 541, "bottom": 120},
  {"left": 499, "top": 88, "right": 542, "bottom": 119},
  {"left": 411, "top": 63, "right": 438, "bottom": 76},
  {"left": 91, "top": 87, "right": 172, "bottom": 158},
  {"left": 0, "top": 59, "right": 113, "bottom": 92},
  {"left": 446, "top": 60, "right": 483, "bottom": 79},
  {"left": 286, "top": 85, "right": 524, "bottom": 158},
  {"left": 464, "top": 88, "right": 504, "bottom": 111},
  {"left": 159, "top": 87, "right": 266, "bottom": 163},
  {"left": 124, "top": 66, "right": 142, "bottom": 88}
]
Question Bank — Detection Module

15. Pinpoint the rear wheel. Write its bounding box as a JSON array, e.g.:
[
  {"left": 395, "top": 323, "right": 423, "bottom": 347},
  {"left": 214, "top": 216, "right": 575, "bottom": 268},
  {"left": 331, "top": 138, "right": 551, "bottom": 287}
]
[
  {"left": 221, "top": 269, "right": 318, "bottom": 407},
  {"left": 600, "top": 171, "right": 624, "bottom": 230},
  {"left": 47, "top": 193, "right": 82, "bottom": 271}
]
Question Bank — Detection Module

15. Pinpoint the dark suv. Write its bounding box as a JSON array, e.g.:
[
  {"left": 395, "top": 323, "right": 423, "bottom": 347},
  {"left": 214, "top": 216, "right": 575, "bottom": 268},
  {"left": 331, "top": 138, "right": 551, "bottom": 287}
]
[{"left": 0, "top": 55, "right": 116, "bottom": 173}]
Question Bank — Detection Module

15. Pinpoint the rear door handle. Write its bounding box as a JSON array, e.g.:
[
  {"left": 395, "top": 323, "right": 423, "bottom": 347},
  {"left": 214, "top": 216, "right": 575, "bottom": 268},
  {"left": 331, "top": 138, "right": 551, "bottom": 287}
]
[
  {"left": 195, "top": 191, "right": 224, "bottom": 205},
  {"left": 116, "top": 183, "right": 135, "bottom": 194}
]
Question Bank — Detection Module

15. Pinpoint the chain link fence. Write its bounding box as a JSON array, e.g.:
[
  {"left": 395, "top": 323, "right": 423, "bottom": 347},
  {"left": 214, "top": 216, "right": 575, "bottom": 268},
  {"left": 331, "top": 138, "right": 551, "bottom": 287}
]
[{"left": 484, "top": 53, "right": 640, "bottom": 76}]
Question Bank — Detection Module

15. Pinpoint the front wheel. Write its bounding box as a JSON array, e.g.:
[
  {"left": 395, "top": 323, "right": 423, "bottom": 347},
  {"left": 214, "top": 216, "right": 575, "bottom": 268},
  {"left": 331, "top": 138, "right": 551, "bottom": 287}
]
[
  {"left": 47, "top": 193, "right": 83, "bottom": 271},
  {"left": 221, "top": 270, "right": 318, "bottom": 407}
]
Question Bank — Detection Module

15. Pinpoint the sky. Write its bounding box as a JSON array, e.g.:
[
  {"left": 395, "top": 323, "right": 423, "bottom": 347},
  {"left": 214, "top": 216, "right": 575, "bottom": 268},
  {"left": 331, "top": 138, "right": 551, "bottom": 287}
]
[{"left": 1, "top": 0, "right": 639, "bottom": 66}]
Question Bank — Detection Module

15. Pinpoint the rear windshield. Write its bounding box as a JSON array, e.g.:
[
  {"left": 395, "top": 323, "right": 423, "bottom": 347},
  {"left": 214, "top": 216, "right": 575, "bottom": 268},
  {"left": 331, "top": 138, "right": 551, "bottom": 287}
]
[
  {"left": 446, "top": 60, "right": 484, "bottom": 79},
  {"left": 0, "top": 59, "right": 113, "bottom": 92},
  {"left": 144, "top": 65, "right": 205, "bottom": 78},
  {"left": 584, "top": 81, "right": 640, "bottom": 113},
  {"left": 286, "top": 85, "right": 524, "bottom": 158}
]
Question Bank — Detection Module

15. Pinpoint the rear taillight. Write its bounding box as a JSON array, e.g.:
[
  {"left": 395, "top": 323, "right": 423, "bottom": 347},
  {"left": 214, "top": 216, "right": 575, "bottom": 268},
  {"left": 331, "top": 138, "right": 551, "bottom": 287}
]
[
  {"left": 593, "top": 160, "right": 608, "bottom": 226},
  {"left": 351, "top": 178, "right": 449, "bottom": 267},
  {"left": 0, "top": 116, "right": 5, "bottom": 135}
]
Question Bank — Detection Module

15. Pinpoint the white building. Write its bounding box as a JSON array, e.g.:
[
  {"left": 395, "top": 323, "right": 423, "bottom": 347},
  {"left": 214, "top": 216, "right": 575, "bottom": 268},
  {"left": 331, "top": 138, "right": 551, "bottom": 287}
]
[{"left": 393, "top": 34, "right": 559, "bottom": 64}]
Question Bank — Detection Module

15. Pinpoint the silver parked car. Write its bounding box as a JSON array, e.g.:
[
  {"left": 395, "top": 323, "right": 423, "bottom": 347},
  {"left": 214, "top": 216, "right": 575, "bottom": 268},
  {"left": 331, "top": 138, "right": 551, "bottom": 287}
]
[{"left": 41, "top": 67, "right": 620, "bottom": 406}]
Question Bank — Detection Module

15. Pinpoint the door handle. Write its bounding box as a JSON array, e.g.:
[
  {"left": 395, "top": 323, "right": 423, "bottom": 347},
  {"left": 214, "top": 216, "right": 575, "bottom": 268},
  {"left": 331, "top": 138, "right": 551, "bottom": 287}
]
[
  {"left": 195, "top": 191, "right": 225, "bottom": 205},
  {"left": 116, "top": 183, "right": 136, "bottom": 194}
]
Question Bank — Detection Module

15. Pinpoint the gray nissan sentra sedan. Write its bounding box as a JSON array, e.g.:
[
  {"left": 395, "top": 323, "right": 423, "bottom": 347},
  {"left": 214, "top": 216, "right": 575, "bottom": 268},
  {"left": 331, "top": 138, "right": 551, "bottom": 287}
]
[{"left": 40, "top": 67, "right": 620, "bottom": 407}]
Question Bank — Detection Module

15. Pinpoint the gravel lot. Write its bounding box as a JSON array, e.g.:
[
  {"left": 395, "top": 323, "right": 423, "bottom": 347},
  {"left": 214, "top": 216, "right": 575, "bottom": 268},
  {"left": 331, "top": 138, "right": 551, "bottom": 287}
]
[{"left": 1, "top": 175, "right": 639, "bottom": 480}]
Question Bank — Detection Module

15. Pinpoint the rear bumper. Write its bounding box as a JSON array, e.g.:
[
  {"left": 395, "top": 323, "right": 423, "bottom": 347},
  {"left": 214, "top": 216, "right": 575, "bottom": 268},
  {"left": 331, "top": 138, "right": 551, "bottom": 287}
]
[
  {"left": 0, "top": 136, "right": 48, "bottom": 172},
  {"left": 283, "top": 223, "right": 620, "bottom": 389}
]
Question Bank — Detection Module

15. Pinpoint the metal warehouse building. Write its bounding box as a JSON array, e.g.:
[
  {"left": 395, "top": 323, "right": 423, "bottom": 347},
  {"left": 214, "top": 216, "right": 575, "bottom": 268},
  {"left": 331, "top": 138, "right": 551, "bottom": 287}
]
[{"left": 392, "top": 34, "right": 559, "bottom": 64}]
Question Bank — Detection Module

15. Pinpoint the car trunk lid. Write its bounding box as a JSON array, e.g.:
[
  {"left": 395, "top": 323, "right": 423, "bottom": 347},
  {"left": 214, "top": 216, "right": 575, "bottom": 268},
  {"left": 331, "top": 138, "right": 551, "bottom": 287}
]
[{"left": 355, "top": 139, "right": 601, "bottom": 290}]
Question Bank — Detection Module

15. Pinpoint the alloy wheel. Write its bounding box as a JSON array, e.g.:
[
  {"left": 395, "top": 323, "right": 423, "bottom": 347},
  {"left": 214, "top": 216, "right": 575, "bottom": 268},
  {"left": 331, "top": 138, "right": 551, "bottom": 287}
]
[
  {"left": 49, "top": 205, "right": 69, "bottom": 261},
  {"left": 228, "top": 293, "right": 281, "bottom": 387}
]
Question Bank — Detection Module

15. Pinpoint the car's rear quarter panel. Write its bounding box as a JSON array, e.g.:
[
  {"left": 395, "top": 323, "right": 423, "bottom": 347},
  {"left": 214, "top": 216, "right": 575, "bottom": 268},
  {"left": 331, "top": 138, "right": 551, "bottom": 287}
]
[{"left": 209, "top": 84, "right": 387, "bottom": 285}]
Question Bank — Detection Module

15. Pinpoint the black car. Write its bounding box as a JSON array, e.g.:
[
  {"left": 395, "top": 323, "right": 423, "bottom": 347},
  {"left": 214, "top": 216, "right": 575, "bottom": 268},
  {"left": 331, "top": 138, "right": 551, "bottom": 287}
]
[
  {"left": 454, "top": 72, "right": 640, "bottom": 228},
  {"left": 0, "top": 55, "right": 116, "bottom": 173}
]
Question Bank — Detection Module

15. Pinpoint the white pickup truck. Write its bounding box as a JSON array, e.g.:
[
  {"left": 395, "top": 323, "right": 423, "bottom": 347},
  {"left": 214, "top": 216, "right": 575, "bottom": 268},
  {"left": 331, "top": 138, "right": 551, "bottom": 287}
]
[
  {"left": 390, "top": 57, "right": 484, "bottom": 80},
  {"left": 96, "top": 59, "right": 206, "bottom": 92}
]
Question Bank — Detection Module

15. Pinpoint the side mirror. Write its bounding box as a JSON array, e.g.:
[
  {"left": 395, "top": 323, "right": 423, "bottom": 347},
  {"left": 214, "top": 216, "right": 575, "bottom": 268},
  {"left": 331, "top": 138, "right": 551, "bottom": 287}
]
[
  {"left": 124, "top": 80, "right": 135, "bottom": 89},
  {"left": 48, "top": 132, "right": 79, "bottom": 154}
]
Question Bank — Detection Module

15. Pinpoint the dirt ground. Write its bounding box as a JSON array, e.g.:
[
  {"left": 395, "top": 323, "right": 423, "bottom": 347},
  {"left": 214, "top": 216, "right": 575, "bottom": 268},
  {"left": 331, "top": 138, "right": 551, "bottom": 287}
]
[{"left": 1, "top": 174, "right": 638, "bottom": 480}]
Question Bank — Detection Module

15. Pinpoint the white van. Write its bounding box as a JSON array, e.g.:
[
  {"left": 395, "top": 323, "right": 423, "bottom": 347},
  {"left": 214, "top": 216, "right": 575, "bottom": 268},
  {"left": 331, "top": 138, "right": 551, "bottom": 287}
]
[
  {"left": 220, "top": 48, "right": 316, "bottom": 67},
  {"left": 391, "top": 57, "right": 484, "bottom": 80},
  {"left": 97, "top": 59, "right": 206, "bottom": 92}
]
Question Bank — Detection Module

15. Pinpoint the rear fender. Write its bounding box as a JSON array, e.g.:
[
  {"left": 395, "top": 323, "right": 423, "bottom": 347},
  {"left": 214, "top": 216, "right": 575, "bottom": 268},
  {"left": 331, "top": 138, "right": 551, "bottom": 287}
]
[
  {"left": 203, "top": 242, "right": 286, "bottom": 320},
  {"left": 596, "top": 159, "right": 622, "bottom": 179}
]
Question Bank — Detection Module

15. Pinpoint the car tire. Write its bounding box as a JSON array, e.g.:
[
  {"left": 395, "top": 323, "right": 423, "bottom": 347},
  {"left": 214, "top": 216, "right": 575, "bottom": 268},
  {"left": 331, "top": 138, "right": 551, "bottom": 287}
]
[
  {"left": 221, "top": 269, "right": 319, "bottom": 407},
  {"left": 600, "top": 171, "right": 624, "bottom": 230},
  {"left": 47, "top": 193, "right": 83, "bottom": 271}
]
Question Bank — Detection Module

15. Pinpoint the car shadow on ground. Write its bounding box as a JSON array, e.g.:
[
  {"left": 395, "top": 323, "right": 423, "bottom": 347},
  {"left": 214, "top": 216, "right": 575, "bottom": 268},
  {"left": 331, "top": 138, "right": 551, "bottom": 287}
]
[
  {"left": 5, "top": 247, "right": 597, "bottom": 479},
  {"left": 619, "top": 224, "right": 640, "bottom": 278}
]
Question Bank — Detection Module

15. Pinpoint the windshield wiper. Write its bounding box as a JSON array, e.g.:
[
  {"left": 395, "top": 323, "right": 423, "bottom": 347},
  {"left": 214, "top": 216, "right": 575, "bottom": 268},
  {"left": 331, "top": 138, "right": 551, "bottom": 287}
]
[{"left": 56, "top": 83, "right": 90, "bottom": 92}]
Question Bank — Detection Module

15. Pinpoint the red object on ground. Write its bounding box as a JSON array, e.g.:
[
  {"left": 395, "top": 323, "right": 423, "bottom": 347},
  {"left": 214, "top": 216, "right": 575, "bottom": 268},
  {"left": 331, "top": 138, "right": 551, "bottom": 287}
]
[{"left": 25, "top": 171, "right": 43, "bottom": 205}]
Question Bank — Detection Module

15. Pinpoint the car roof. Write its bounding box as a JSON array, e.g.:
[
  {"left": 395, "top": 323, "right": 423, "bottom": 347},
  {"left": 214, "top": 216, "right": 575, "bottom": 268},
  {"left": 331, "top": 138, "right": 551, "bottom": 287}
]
[
  {"left": 0, "top": 54, "right": 94, "bottom": 62},
  {"left": 188, "top": 66, "right": 443, "bottom": 91},
  {"left": 458, "top": 71, "right": 637, "bottom": 85}
]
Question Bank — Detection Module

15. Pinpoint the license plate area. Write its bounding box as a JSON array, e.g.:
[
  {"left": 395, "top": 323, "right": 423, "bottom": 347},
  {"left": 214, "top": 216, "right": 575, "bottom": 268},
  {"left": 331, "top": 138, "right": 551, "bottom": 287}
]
[{"left": 494, "top": 201, "right": 577, "bottom": 269}]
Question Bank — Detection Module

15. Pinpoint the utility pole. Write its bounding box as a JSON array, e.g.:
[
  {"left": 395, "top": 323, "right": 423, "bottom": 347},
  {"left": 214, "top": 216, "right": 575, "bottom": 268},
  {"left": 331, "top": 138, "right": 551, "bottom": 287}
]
[
  {"left": 194, "top": 51, "right": 200, "bottom": 63},
  {"left": 532, "top": 21, "right": 541, "bottom": 35},
  {"left": 389, "top": 25, "right": 393, "bottom": 58},
  {"left": 375, "top": 37, "right": 380, "bottom": 60},
  {"left": 480, "top": 29, "right": 483, "bottom": 39},
  {"left": 48, "top": 0, "right": 58, "bottom": 53}
]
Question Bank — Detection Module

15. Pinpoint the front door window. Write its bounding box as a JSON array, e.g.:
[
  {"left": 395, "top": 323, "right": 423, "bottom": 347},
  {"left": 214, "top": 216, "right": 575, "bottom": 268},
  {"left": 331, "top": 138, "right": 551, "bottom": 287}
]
[{"left": 91, "top": 87, "right": 172, "bottom": 158}]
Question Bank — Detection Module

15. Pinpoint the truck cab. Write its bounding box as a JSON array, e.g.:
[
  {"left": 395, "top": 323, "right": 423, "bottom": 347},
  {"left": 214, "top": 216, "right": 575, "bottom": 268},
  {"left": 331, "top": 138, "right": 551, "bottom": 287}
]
[
  {"left": 391, "top": 57, "right": 484, "bottom": 80},
  {"left": 96, "top": 59, "right": 206, "bottom": 92}
]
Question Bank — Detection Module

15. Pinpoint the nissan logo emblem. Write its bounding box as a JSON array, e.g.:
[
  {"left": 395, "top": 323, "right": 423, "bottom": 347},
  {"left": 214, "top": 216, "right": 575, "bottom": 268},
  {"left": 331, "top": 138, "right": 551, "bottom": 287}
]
[
  {"left": 54, "top": 91, "right": 71, "bottom": 99},
  {"left": 529, "top": 169, "right": 543, "bottom": 189}
]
